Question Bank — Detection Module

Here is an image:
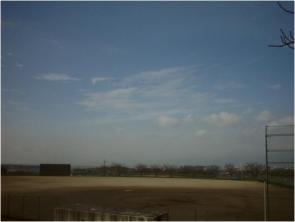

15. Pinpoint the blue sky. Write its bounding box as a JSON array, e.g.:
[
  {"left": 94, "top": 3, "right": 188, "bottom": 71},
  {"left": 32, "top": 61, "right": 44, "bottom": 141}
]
[{"left": 1, "top": 1, "right": 294, "bottom": 166}]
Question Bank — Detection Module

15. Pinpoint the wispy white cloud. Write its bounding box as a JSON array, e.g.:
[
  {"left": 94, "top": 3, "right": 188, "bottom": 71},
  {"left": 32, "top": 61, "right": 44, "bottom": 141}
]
[
  {"left": 270, "top": 84, "right": 281, "bottom": 90},
  {"left": 16, "top": 62, "right": 24, "bottom": 69},
  {"left": 256, "top": 110, "right": 273, "bottom": 123},
  {"left": 91, "top": 77, "right": 111, "bottom": 85},
  {"left": 1, "top": 21, "right": 16, "bottom": 27},
  {"left": 157, "top": 115, "right": 181, "bottom": 127},
  {"left": 7, "top": 100, "right": 30, "bottom": 112},
  {"left": 78, "top": 87, "right": 137, "bottom": 110},
  {"left": 256, "top": 111, "right": 293, "bottom": 126},
  {"left": 204, "top": 112, "right": 240, "bottom": 126},
  {"left": 125, "top": 66, "right": 195, "bottom": 83},
  {"left": 195, "top": 129, "right": 207, "bottom": 136},
  {"left": 214, "top": 98, "right": 236, "bottom": 104},
  {"left": 268, "top": 116, "right": 293, "bottom": 125},
  {"left": 242, "top": 107, "right": 253, "bottom": 115},
  {"left": 115, "top": 127, "right": 125, "bottom": 134},
  {"left": 48, "top": 39, "right": 64, "bottom": 49},
  {"left": 79, "top": 65, "right": 210, "bottom": 115},
  {"left": 2, "top": 88, "right": 24, "bottom": 94},
  {"left": 183, "top": 114, "right": 194, "bottom": 123},
  {"left": 35, "top": 73, "right": 79, "bottom": 81},
  {"left": 78, "top": 65, "right": 249, "bottom": 131},
  {"left": 214, "top": 81, "right": 245, "bottom": 91}
]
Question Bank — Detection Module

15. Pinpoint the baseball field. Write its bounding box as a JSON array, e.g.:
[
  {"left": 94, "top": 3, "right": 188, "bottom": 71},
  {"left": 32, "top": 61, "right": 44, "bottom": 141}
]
[{"left": 1, "top": 176, "right": 293, "bottom": 221}]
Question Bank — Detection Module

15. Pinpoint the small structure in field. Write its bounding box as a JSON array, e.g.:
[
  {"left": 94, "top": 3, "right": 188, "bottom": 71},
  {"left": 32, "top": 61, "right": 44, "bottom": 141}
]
[
  {"left": 40, "top": 164, "right": 71, "bottom": 176},
  {"left": 54, "top": 204, "right": 169, "bottom": 221}
]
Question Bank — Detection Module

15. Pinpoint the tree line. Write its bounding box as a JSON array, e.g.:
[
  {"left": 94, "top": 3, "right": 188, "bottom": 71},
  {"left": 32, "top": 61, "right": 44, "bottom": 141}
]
[{"left": 72, "top": 162, "right": 293, "bottom": 181}]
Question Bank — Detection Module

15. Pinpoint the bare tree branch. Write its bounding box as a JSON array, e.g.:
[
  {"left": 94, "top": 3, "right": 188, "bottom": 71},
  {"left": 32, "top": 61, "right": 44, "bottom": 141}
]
[
  {"left": 290, "top": 31, "right": 294, "bottom": 39},
  {"left": 269, "top": 2, "right": 294, "bottom": 49},
  {"left": 277, "top": 1, "right": 294, "bottom": 14}
]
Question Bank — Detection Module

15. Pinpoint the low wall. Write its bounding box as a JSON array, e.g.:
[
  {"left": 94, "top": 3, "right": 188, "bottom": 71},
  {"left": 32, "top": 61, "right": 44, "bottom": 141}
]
[{"left": 54, "top": 204, "right": 168, "bottom": 221}]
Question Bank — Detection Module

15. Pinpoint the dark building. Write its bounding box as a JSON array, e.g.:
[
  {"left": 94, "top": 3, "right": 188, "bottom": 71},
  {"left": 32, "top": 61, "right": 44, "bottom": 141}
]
[
  {"left": 1, "top": 164, "right": 39, "bottom": 176},
  {"left": 40, "top": 164, "right": 71, "bottom": 176},
  {"left": 1, "top": 167, "right": 8, "bottom": 175}
]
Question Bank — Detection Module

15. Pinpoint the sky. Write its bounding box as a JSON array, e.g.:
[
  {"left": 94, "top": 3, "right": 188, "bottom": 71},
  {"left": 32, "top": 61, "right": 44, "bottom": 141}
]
[{"left": 1, "top": 1, "right": 294, "bottom": 167}]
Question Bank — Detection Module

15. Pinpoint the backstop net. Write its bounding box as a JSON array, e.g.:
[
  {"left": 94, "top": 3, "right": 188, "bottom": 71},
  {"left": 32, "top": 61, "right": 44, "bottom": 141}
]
[{"left": 265, "top": 124, "right": 294, "bottom": 220}]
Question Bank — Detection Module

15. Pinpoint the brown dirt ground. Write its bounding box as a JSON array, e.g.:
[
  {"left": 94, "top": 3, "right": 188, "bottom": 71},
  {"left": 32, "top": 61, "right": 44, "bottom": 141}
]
[{"left": 1, "top": 176, "right": 294, "bottom": 221}]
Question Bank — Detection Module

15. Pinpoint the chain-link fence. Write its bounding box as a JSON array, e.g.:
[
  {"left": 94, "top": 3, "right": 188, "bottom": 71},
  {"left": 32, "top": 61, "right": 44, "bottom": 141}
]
[{"left": 265, "top": 124, "right": 294, "bottom": 221}]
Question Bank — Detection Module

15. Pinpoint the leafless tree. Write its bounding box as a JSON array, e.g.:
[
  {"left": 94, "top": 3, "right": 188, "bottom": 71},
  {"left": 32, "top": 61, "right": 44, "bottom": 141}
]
[
  {"left": 110, "top": 163, "right": 126, "bottom": 176},
  {"left": 150, "top": 164, "right": 162, "bottom": 177},
  {"left": 163, "top": 164, "right": 177, "bottom": 178},
  {"left": 224, "top": 163, "right": 237, "bottom": 177},
  {"left": 269, "top": 2, "right": 294, "bottom": 49},
  {"left": 135, "top": 164, "right": 147, "bottom": 176},
  {"left": 205, "top": 165, "right": 220, "bottom": 177},
  {"left": 243, "top": 162, "right": 264, "bottom": 178}
]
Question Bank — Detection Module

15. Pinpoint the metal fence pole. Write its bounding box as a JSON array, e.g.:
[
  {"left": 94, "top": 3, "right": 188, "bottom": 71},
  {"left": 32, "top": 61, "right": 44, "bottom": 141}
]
[{"left": 264, "top": 125, "right": 269, "bottom": 221}]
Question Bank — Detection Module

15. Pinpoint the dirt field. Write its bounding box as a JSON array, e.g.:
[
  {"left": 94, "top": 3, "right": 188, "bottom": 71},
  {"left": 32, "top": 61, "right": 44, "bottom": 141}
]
[{"left": 1, "top": 176, "right": 294, "bottom": 221}]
